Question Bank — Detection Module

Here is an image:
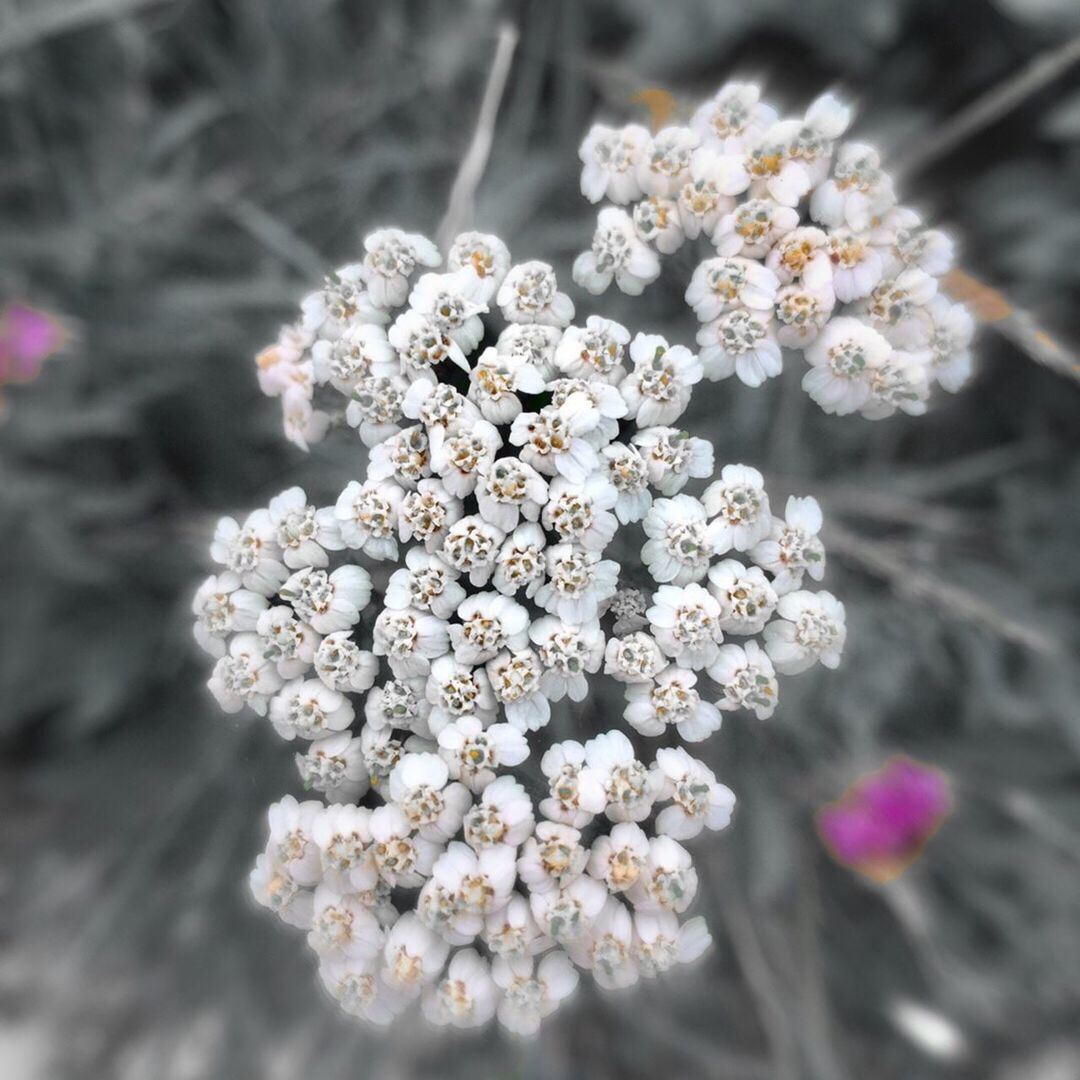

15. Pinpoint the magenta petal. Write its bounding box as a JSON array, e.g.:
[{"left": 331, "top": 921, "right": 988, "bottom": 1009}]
[{"left": 1, "top": 304, "right": 65, "bottom": 382}]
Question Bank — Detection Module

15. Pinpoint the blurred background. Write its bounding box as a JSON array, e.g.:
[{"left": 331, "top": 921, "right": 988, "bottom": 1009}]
[{"left": 2, "top": 1, "right": 1079, "bottom": 1077}]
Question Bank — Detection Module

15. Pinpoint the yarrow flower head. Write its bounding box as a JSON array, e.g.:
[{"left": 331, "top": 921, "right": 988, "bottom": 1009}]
[{"left": 197, "top": 74, "right": 976, "bottom": 1036}]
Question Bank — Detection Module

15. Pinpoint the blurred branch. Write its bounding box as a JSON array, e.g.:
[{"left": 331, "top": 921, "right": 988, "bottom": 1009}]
[
  {"left": 895, "top": 35, "right": 1080, "bottom": 178},
  {"left": 436, "top": 22, "right": 519, "bottom": 250},
  {"left": 0, "top": 0, "right": 176, "bottom": 57},
  {"left": 944, "top": 269, "right": 1080, "bottom": 386},
  {"left": 824, "top": 522, "right": 1060, "bottom": 656}
]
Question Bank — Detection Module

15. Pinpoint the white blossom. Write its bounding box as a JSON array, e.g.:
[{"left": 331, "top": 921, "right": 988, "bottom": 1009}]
[
  {"left": 709, "top": 641, "right": 780, "bottom": 719},
  {"left": 573, "top": 206, "right": 661, "bottom": 296},
  {"left": 579, "top": 123, "right": 651, "bottom": 204},
  {"left": 422, "top": 947, "right": 499, "bottom": 1028},
  {"left": 446, "top": 231, "right": 512, "bottom": 301},
  {"left": 192, "top": 572, "right": 267, "bottom": 657},
  {"left": 763, "top": 589, "right": 847, "bottom": 673},
  {"left": 270, "top": 677, "right": 355, "bottom": 742},
  {"left": 654, "top": 747, "right": 736, "bottom": 839},
  {"left": 208, "top": 632, "right": 284, "bottom": 715},
  {"left": 492, "top": 952, "right": 578, "bottom": 1036},
  {"left": 623, "top": 666, "right": 722, "bottom": 743},
  {"left": 360, "top": 228, "right": 441, "bottom": 308},
  {"left": 539, "top": 740, "right": 608, "bottom": 828},
  {"left": 496, "top": 261, "right": 574, "bottom": 327},
  {"left": 620, "top": 334, "right": 702, "bottom": 428}
]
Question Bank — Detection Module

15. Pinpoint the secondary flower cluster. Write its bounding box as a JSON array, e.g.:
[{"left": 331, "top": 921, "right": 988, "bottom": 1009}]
[
  {"left": 574, "top": 82, "right": 975, "bottom": 418},
  {"left": 197, "top": 215, "right": 849, "bottom": 1032}
]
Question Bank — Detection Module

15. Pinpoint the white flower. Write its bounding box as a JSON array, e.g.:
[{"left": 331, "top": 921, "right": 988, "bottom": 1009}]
[
  {"left": 398, "top": 479, "right": 463, "bottom": 552},
  {"left": 360, "top": 725, "right": 408, "bottom": 790},
  {"left": 424, "top": 654, "right": 497, "bottom": 735},
  {"left": 310, "top": 803, "right": 378, "bottom": 894},
  {"left": 208, "top": 632, "right": 284, "bottom": 715},
  {"left": 827, "top": 228, "right": 884, "bottom": 303},
  {"left": 388, "top": 309, "right": 470, "bottom": 380},
  {"left": 542, "top": 474, "right": 619, "bottom": 550},
  {"left": 385, "top": 547, "right": 466, "bottom": 621},
  {"left": 584, "top": 730, "right": 663, "bottom": 824},
  {"left": 707, "top": 559, "right": 779, "bottom": 633},
  {"left": 627, "top": 835, "right": 698, "bottom": 913},
  {"left": 632, "top": 427, "right": 714, "bottom": 497},
  {"left": 334, "top": 480, "right": 403, "bottom": 560},
  {"left": 282, "top": 386, "right": 331, "bottom": 453},
  {"left": 603, "top": 631, "right": 666, "bottom": 685},
  {"left": 922, "top": 295, "right": 975, "bottom": 393},
  {"left": 549, "top": 376, "right": 628, "bottom": 446},
  {"left": 438, "top": 509, "right": 505, "bottom": 587},
  {"left": 301, "top": 263, "right": 386, "bottom": 339},
  {"left": 402, "top": 378, "right": 482, "bottom": 434},
  {"left": 280, "top": 564, "right": 372, "bottom": 634},
  {"left": 495, "top": 322, "right": 562, "bottom": 379},
  {"left": 860, "top": 349, "right": 931, "bottom": 420},
  {"left": 634, "top": 912, "right": 712, "bottom": 977},
  {"left": 360, "top": 228, "right": 441, "bottom": 308},
  {"left": 573, "top": 206, "right": 660, "bottom": 296},
  {"left": 811, "top": 142, "right": 896, "bottom": 232},
  {"left": 587, "top": 821, "right": 650, "bottom": 893},
  {"left": 763, "top": 589, "right": 846, "bottom": 673},
  {"left": 388, "top": 752, "right": 471, "bottom": 843},
  {"left": 475, "top": 456, "right": 549, "bottom": 533},
  {"left": 365, "top": 678, "right": 431, "bottom": 735},
  {"left": 642, "top": 495, "right": 720, "bottom": 585},
  {"left": 553, "top": 315, "right": 630, "bottom": 385},
  {"left": 713, "top": 198, "right": 800, "bottom": 259},
  {"left": 709, "top": 640, "right": 780, "bottom": 719},
  {"left": 311, "top": 321, "right": 397, "bottom": 396},
  {"left": 296, "top": 732, "right": 368, "bottom": 804},
  {"left": 539, "top": 740, "right": 608, "bottom": 828},
  {"left": 249, "top": 850, "right": 313, "bottom": 930},
  {"left": 408, "top": 269, "right": 489, "bottom": 352},
  {"left": 320, "top": 957, "right": 404, "bottom": 1025},
  {"left": 422, "top": 947, "right": 499, "bottom": 1028},
  {"left": 744, "top": 130, "right": 811, "bottom": 207},
  {"left": 450, "top": 592, "right": 529, "bottom": 664},
  {"left": 367, "top": 424, "right": 431, "bottom": 488},
  {"left": 638, "top": 125, "right": 700, "bottom": 197},
  {"left": 579, "top": 123, "right": 651, "bottom": 204},
  {"left": 210, "top": 509, "right": 287, "bottom": 597},
  {"left": 654, "top": 747, "right": 736, "bottom": 840},
  {"left": 372, "top": 607, "right": 450, "bottom": 679},
  {"left": 802, "top": 316, "right": 891, "bottom": 415},
  {"left": 517, "top": 821, "right": 589, "bottom": 893},
  {"left": 509, "top": 396, "right": 600, "bottom": 484},
  {"left": 632, "top": 195, "right": 686, "bottom": 254},
  {"left": 463, "top": 774, "right": 535, "bottom": 850},
  {"left": 691, "top": 82, "right": 777, "bottom": 154},
  {"left": 430, "top": 841, "right": 517, "bottom": 926},
  {"left": 646, "top": 583, "right": 724, "bottom": 669},
  {"left": 749, "top": 495, "right": 826, "bottom": 594},
  {"left": 882, "top": 207, "right": 955, "bottom": 276},
  {"left": 535, "top": 543, "right": 619, "bottom": 624},
  {"left": 774, "top": 283, "right": 835, "bottom": 349},
  {"left": 309, "top": 631, "right": 376, "bottom": 694},
  {"left": 620, "top": 334, "right": 702, "bottom": 428},
  {"left": 270, "top": 677, "right": 355, "bottom": 742},
  {"left": 766, "top": 226, "right": 833, "bottom": 289},
  {"left": 381, "top": 913, "right": 450, "bottom": 995},
  {"left": 492, "top": 522, "right": 548, "bottom": 599},
  {"left": 192, "top": 572, "right": 267, "bottom": 657},
  {"left": 604, "top": 587, "right": 650, "bottom": 636},
  {"left": 704, "top": 460, "right": 773, "bottom": 552},
  {"left": 790, "top": 92, "right": 853, "bottom": 182},
  {"left": 267, "top": 487, "right": 343, "bottom": 569},
  {"left": 676, "top": 149, "right": 748, "bottom": 240},
  {"left": 529, "top": 617, "right": 605, "bottom": 704},
  {"left": 496, "top": 261, "right": 574, "bottom": 327},
  {"left": 530, "top": 875, "right": 607, "bottom": 945},
  {"left": 370, "top": 805, "right": 441, "bottom": 888},
  {"left": 857, "top": 268, "right": 938, "bottom": 349},
  {"left": 266, "top": 795, "right": 324, "bottom": 887},
  {"left": 345, "top": 373, "right": 408, "bottom": 448},
  {"left": 486, "top": 648, "right": 551, "bottom": 732},
  {"left": 483, "top": 894, "right": 549, "bottom": 961},
  {"left": 567, "top": 897, "right": 639, "bottom": 990},
  {"left": 468, "top": 346, "right": 546, "bottom": 425},
  {"left": 623, "top": 666, "right": 722, "bottom": 743},
  {"left": 685, "top": 256, "right": 779, "bottom": 322},
  {"left": 492, "top": 952, "right": 578, "bottom": 1036},
  {"left": 307, "top": 885, "right": 385, "bottom": 960},
  {"left": 601, "top": 442, "right": 652, "bottom": 524},
  {"left": 428, "top": 419, "right": 502, "bottom": 498},
  {"left": 446, "top": 231, "right": 512, "bottom": 301},
  {"left": 437, "top": 716, "right": 529, "bottom": 793},
  {"left": 696, "top": 307, "right": 783, "bottom": 387}
]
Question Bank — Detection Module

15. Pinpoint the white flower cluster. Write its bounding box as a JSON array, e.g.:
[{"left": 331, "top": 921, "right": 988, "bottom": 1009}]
[
  {"left": 197, "top": 216, "right": 851, "bottom": 1034},
  {"left": 574, "top": 82, "right": 975, "bottom": 417}
]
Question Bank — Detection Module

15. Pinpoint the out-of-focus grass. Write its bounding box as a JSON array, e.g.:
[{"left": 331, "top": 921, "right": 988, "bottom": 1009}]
[{"left": 1, "top": 2, "right": 1078, "bottom": 1078}]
